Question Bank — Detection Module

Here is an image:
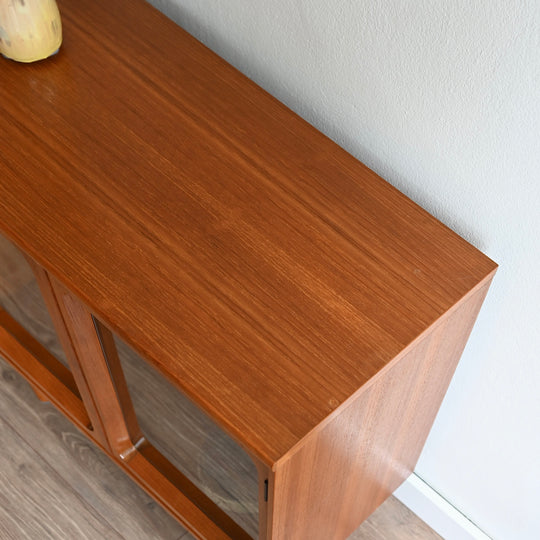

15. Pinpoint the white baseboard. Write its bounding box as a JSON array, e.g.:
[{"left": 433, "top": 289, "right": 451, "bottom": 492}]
[{"left": 393, "top": 474, "right": 492, "bottom": 540}]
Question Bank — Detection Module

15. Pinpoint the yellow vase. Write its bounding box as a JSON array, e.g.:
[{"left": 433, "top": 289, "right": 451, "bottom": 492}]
[{"left": 0, "top": 0, "right": 62, "bottom": 63}]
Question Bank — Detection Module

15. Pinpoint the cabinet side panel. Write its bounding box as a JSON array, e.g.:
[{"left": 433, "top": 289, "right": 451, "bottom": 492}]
[{"left": 270, "top": 279, "right": 493, "bottom": 540}]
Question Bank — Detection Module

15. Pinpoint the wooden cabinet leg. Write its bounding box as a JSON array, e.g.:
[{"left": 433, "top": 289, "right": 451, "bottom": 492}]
[{"left": 26, "top": 259, "right": 109, "bottom": 448}]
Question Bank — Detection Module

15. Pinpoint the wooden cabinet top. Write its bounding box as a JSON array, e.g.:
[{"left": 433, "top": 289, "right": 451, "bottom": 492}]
[{"left": 0, "top": 0, "right": 496, "bottom": 466}]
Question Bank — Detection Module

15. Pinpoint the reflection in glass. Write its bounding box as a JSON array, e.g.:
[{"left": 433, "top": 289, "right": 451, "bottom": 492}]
[
  {"left": 114, "top": 335, "right": 259, "bottom": 537},
  {"left": 0, "top": 232, "right": 67, "bottom": 366}
]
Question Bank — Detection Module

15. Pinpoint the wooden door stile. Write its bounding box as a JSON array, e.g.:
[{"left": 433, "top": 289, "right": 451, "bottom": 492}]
[
  {"left": 49, "top": 274, "right": 144, "bottom": 460},
  {"left": 26, "top": 257, "right": 110, "bottom": 449}
]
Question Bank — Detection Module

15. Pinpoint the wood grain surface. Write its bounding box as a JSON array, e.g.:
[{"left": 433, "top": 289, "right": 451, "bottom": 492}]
[
  {"left": 0, "top": 0, "right": 497, "bottom": 467},
  {"left": 0, "top": 234, "right": 67, "bottom": 367},
  {"left": 268, "top": 280, "right": 492, "bottom": 539}
]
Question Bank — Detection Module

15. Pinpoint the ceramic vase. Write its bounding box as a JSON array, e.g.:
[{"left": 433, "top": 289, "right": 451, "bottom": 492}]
[{"left": 0, "top": 0, "right": 62, "bottom": 63}]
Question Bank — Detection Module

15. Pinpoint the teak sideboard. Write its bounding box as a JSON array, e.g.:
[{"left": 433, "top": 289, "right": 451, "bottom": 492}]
[{"left": 0, "top": 0, "right": 497, "bottom": 538}]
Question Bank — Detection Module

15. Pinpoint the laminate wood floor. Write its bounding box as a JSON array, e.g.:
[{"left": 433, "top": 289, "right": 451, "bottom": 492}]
[{"left": 0, "top": 234, "right": 441, "bottom": 539}]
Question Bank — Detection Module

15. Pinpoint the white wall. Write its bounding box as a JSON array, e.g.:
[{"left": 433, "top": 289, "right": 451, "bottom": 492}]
[{"left": 147, "top": 1, "right": 540, "bottom": 538}]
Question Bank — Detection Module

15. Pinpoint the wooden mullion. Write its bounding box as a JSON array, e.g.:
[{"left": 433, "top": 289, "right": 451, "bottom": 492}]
[
  {"left": 26, "top": 257, "right": 110, "bottom": 448},
  {"left": 48, "top": 276, "right": 144, "bottom": 459}
]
